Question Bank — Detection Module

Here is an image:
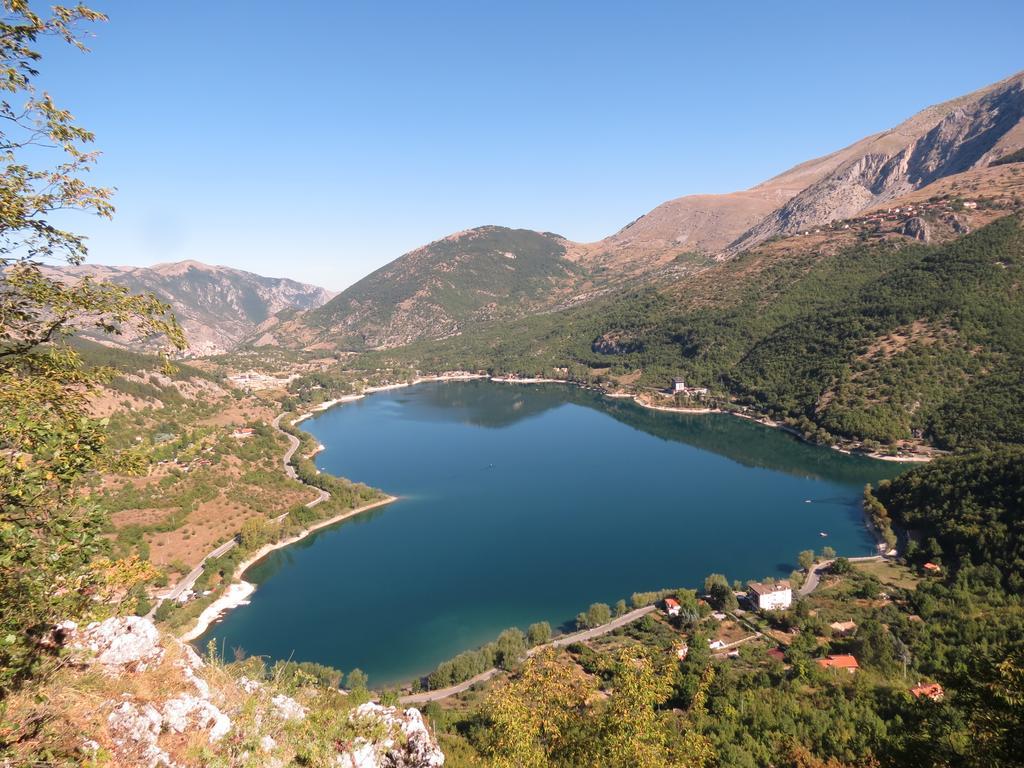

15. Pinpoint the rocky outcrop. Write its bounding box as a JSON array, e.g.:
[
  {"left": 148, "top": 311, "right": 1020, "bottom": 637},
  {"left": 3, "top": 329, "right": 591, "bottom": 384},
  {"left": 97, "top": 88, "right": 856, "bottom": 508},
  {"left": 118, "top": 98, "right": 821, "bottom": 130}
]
[
  {"left": 42, "top": 260, "right": 334, "bottom": 356},
  {"left": 49, "top": 617, "right": 446, "bottom": 768},
  {"left": 900, "top": 216, "right": 931, "bottom": 242},
  {"left": 62, "top": 616, "right": 166, "bottom": 673},
  {"left": 339, "top": 704, "right": 446, "bottom": 768},
  {"left": 729, "top": 73, "right": 1024, "bottom": 253}
]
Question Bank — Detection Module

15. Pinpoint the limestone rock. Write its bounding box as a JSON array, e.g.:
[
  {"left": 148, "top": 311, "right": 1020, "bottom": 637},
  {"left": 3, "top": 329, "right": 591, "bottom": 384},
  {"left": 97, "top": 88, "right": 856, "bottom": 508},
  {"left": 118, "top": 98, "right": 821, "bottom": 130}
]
[
  {"left": 338, "top": 703, "right": 445, "bottom": 768},
  {"left": 272, "top": 693, "right": 307, "bottom": 721},
  {"left": 162, "top": 694, "right": 232, "bottom": 742},
  {"left": 107, "top": 701, "right": 175, "bottom": 768},
  {"left": 66, "top": 616, "right": 165, "bottom": 673},
  {"left": 900, "top": 216, "right": 931, "bottom": 242}
]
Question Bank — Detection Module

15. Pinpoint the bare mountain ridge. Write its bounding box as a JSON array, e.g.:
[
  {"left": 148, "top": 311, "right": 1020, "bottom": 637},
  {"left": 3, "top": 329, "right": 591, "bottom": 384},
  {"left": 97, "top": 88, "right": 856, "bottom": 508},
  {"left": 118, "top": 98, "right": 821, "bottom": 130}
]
[
  {"left": 46, "top": 260, "right": 334, "bottom": 355},
  {"left": 265, "top": 71, "right": 1024, "bottom": 352}
]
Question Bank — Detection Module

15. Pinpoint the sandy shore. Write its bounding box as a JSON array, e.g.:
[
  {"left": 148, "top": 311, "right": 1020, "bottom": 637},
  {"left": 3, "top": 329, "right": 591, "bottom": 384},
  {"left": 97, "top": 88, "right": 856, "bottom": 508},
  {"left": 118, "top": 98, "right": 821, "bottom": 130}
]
[{"left": 179, "top": 496, "right": 398, "bottom": 642}]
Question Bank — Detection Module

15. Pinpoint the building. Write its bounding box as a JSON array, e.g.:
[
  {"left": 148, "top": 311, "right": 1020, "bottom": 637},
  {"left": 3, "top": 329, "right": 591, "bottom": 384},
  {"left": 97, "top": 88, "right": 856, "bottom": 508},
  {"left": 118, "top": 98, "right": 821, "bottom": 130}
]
[
  {"left": 664, "top": 597, "right": 681, "bottom": 617},
  {"left": 747, "top": 580, "right": 793, "bottom": 611},
  {"left": 910, "top": 682, "right": 944, "bottom": 701},
  {"left": 231, "top": 428, "right": 256, "bottom": 440},
  {"left": 829, "top": 620, "right": 858, "bottom": 637},
  {"left": 923, "top": 562, "right": 942, "bottom": 574},
  {"left": 671, "top": 378, "right": 687, "bottom": 394},
  {"left": 816, "top": 654, "right": 860, "bottom": 674},
  {"left": 676, "top": 643, "right": 689, "bottom": 661}
]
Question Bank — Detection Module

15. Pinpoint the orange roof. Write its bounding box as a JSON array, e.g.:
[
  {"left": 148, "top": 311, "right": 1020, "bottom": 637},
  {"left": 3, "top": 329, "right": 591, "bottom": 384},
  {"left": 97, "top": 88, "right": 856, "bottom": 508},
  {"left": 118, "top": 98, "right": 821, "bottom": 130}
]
[
  {"left": 816, "top": 654, "right": 859, "bottom": 670},
  {"left": 923, "top": 562, "right": 942, "bottom": 571},
  {"left": 664, "top": 598, "right": 680, "bottom": 608},
  {"left": 911, "top": 682, "right": 944, "bottom": 700}
]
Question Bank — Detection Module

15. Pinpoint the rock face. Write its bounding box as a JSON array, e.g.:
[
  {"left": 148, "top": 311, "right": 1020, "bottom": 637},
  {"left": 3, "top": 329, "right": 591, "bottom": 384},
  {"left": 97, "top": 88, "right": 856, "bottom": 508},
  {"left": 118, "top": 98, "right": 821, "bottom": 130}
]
[
  {"left": 42, "top": 260, "right": 334, "bottom": 356},
  {"left": 339, "top": 704, "right": 446, "bottom": 768},
  {"left": 63, "top": 616, "right": 166, "bottom": 673},
  {"left": 53, "top": 616, "right": 446, "bottom": 768},
  {"left": 728, "top": 72, "right": 1024, "bottom": 253},
  {"left": 900, "top": 216, "right": 931, "bottom": 242}
]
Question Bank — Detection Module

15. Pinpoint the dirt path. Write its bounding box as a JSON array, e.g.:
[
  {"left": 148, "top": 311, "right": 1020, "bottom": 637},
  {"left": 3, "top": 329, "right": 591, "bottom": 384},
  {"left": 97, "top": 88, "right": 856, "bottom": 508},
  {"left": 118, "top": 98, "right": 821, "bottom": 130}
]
[{"left": 398, "top": 605, "right": 657, "bottom": 704}]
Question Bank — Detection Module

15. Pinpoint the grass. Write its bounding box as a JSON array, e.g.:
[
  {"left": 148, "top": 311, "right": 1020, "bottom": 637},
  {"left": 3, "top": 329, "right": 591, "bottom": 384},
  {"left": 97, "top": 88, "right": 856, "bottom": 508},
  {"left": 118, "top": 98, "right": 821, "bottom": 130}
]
[{"left": 852, "top": 559, "right": 922, "bottom": 591}]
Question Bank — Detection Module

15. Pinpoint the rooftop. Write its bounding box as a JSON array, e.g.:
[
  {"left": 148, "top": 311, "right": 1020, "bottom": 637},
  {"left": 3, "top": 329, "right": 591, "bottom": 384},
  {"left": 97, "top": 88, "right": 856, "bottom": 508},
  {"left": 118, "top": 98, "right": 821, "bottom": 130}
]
[{"left": 748, "top": 580, "right": 791, "bottom": 596}]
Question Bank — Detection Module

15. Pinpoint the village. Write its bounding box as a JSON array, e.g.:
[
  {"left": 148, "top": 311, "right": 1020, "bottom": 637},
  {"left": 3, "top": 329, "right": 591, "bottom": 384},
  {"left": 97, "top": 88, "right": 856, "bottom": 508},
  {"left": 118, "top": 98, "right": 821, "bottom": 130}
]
[{"left": 649, "top": 557, "right": 946, "bottom": 703}]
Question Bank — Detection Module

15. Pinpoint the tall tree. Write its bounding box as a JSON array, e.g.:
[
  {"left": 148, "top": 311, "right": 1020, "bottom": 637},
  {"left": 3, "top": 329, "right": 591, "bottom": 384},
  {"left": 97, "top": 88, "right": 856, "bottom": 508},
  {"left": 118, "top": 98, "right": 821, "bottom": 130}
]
[{"left": 0, "top": 2, "right": 184, "bottom": 694}]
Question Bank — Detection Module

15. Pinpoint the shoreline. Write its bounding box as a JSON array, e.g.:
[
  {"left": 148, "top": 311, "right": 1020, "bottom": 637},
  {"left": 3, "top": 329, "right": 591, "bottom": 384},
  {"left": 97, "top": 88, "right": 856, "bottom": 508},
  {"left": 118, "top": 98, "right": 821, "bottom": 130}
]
[
  {"left": 179, "top": 495, "right": 398, "bottom": 642},
  {"left": 310, "top": 375, "right": 935, "bottom": 465}
]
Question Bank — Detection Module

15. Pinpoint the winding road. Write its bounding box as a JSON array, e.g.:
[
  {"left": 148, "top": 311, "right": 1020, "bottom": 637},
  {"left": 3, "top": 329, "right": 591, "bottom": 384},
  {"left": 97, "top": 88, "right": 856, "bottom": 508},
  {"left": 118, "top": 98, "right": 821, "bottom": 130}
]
[
  {"left": 155, "top": 412, "right": 329, "bottom": 608},
  {"left": 398, "top": 604, "right": 657, "bottom": 704}
]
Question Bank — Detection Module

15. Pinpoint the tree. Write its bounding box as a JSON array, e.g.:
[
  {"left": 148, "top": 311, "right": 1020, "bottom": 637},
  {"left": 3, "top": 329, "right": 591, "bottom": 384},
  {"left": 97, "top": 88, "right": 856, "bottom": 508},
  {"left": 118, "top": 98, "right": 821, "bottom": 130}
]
[
  {"left": 614, "top": 598, "right": 628, "bottom": 617},
  {"left": 346, "top": 668, "right": 368, "bottom": 691},
  {"left": 799, "top": 550, "right": 816, "bottom": 571},
  {"left": 494, "top": 628, "right": 527, "bottom": 670},
  {"left": 585, "top": 602, "right": 611, "bottom": 628},
  {"left": 527, "top": 621, "right": 551, "bottom": 646},
  {"left": 821, "top": 546, "right": 836, "bottom": 560},
  {"left": 832, "top": 557, "right": 852, "bottom": 574},
  {"left": 704, "top": 573, "right": 738, "bottom": 612},
  {"left": 0, "top": 3, "right": 184, "bottom": 695}
]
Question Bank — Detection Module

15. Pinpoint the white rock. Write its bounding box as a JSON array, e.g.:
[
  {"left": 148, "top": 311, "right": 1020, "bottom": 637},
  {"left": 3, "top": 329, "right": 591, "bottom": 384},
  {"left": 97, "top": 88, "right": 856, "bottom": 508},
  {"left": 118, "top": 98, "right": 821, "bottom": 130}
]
[
  {"left": 261, "top": 734, "right": 278, "bottom": 752},
  {"left": 162, "top": 695, "right": 232, "bottom": 742},
  {"left": 271, "top": 693, "right": 307, "bottom": 721},
  {"left": 107, "top": 701, "right": 175, "bottom": 767},
  {"left": 238, "top": 675, "right": 263, "bottom": 694},
  {"left": 68, "top": 616, "right": 165, "bottom": 673},
  {"left": 338, "top": 704, "right": 445, "bottom": 768},
  {"left": 178, "top": 661, "right": 211, "bottom": 699}
]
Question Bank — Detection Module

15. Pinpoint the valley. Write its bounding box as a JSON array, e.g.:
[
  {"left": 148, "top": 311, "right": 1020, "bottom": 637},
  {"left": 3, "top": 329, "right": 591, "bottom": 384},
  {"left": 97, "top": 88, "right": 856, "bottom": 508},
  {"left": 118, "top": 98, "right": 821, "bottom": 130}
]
[{"left": 5, "top": 24, "right": 1024, "bottom": 764}]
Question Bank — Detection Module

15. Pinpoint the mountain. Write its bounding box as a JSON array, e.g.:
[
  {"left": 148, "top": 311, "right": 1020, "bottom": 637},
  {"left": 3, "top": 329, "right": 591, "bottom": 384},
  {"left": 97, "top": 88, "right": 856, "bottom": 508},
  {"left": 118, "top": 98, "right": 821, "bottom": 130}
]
[
  {"left": 364, "top": 165, "right": 1024, "bottom": 452},
  {"left": 257, "top": 226, "right": 585, "bottom": 351},
  {"left": 45, "top": 260, "right": 334, "bottom": 355},
  {"left": 277, "top": 72, "right": 1024, "bottom": 352}
]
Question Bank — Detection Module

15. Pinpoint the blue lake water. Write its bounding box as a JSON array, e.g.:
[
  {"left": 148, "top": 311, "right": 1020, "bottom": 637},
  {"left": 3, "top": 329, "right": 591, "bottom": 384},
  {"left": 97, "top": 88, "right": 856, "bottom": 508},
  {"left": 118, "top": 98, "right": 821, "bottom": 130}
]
[{"left": 200, "top": 381, "right": 900, "bottom": 685}]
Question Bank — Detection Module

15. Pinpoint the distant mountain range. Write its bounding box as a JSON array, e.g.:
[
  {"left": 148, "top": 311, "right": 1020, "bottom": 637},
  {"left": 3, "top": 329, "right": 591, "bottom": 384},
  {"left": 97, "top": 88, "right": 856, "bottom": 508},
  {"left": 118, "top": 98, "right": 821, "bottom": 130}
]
[
  {"left": 45, "top": 260, "right": 333, "bottom": 356},
  {"left": 257, "top": 70, "right": 1024, "bottom": 352}
]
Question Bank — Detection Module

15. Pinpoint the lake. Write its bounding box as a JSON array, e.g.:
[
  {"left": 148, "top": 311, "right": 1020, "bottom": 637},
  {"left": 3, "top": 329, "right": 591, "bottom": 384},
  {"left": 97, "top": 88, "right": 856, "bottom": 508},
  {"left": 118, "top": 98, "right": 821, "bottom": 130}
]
[{"left": 200, "top": 381, "right": 901, "bottom": 686}]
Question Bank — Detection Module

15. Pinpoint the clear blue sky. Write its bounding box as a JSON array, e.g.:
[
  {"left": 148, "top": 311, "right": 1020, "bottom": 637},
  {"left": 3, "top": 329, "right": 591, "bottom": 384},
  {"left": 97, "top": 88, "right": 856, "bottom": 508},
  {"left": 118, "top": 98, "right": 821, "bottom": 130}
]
[{"left": 43, "top": 0, "right": 1024, "bottom": 290}]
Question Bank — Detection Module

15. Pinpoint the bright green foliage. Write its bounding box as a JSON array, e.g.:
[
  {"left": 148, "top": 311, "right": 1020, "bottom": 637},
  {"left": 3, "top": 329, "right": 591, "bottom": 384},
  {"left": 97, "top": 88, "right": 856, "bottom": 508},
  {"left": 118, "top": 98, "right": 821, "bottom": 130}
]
[
  {"left": 875, "top": 447, "right": 1024, "bottom": 586},
  {"left": 576, "top": 602, "right": 612, "bottom": 630},
  {"left": 368, "top": 215, "right": 1024, "bottom": 449},
  {"left": 0, "top": 2, "right": 184, "bottom": 694},
  {"left": 527, "top": 621, "right": 551, "bottom": 646}
]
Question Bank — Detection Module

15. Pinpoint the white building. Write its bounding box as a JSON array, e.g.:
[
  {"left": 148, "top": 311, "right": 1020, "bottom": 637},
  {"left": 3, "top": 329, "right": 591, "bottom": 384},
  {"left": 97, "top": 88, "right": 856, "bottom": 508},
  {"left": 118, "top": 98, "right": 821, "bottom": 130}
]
[
  {"left": 671, "top": 378, "right": 687, "bottom": 394},
  {"left": 747, "top": 580, "right": 793, "bottom": 611}
]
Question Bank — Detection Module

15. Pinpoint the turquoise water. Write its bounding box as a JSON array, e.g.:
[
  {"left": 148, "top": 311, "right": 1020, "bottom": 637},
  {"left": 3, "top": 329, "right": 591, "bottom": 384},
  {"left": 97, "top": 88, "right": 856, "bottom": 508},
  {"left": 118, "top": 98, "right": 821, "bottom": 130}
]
[{"left": 200, "top": 381, "right": 900, "bottom": 685}]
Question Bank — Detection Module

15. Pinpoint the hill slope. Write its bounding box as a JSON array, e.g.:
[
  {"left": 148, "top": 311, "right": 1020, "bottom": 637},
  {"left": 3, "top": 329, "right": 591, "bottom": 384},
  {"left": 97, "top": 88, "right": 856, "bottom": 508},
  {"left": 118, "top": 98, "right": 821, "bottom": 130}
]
[
  {"left": 262, "top": 226, "right": 585, "bottom": 351},
  {"left": 46, "top": 260, "right": 334, "bottom": 355},
  {"left": 281, "top": 72, "right": 1024, "bottom": 351}
]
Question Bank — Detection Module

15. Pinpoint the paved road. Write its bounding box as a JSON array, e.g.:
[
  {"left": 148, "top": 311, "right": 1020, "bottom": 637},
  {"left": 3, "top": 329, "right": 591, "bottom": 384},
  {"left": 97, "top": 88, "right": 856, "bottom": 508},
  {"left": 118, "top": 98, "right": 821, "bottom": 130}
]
[
  {"left": 398, "top": 605, "right": 657, "bottom": 704},
  {"left": 799, "top": 555, "right": 883, "bottom": 596},
  {"left": 273, "top": 412, "right": 330, "bottom": 507},
  {"left": 161, "top": 537, "right": 238, "bottom": 604},
  {"left": 154, "top": 412, "right": 329, "bottom": 610}
]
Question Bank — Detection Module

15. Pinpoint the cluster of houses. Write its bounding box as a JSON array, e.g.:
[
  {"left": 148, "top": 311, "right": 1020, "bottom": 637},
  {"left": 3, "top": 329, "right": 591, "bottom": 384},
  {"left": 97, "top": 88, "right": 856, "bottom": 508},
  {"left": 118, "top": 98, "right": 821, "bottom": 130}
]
[{"left": 659, "top": 576, "right": 946, "bottom": 700}]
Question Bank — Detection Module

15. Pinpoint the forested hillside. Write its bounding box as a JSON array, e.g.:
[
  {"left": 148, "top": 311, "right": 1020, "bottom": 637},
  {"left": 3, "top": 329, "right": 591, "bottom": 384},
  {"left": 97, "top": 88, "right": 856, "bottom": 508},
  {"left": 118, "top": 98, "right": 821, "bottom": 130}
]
[
  {"left": 368, "top": 214, "right": 1024, "bottom": 450},
  {"left": 875, "top": 448, "right": 1024, "bottom": 585}
]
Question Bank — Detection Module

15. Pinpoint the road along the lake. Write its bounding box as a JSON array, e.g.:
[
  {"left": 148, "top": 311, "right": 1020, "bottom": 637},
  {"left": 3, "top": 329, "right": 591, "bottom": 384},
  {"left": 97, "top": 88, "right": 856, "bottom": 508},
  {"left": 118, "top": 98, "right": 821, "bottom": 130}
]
[{"left": 398, "top": 604, "right": 657, "bottom": 704}]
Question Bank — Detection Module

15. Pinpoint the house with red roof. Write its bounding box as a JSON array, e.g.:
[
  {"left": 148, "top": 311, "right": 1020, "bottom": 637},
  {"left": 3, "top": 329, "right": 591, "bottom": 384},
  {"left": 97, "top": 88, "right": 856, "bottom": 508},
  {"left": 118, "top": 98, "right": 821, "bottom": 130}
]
[
  {"left": 910, "top": 682, "right": 944, "bottom": 701},
  {"left": 816, "top": 654, "right": 860, "bottom": 673},
  {"left": 664, "top": 597, "right": 681, "bottom": 617}
]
